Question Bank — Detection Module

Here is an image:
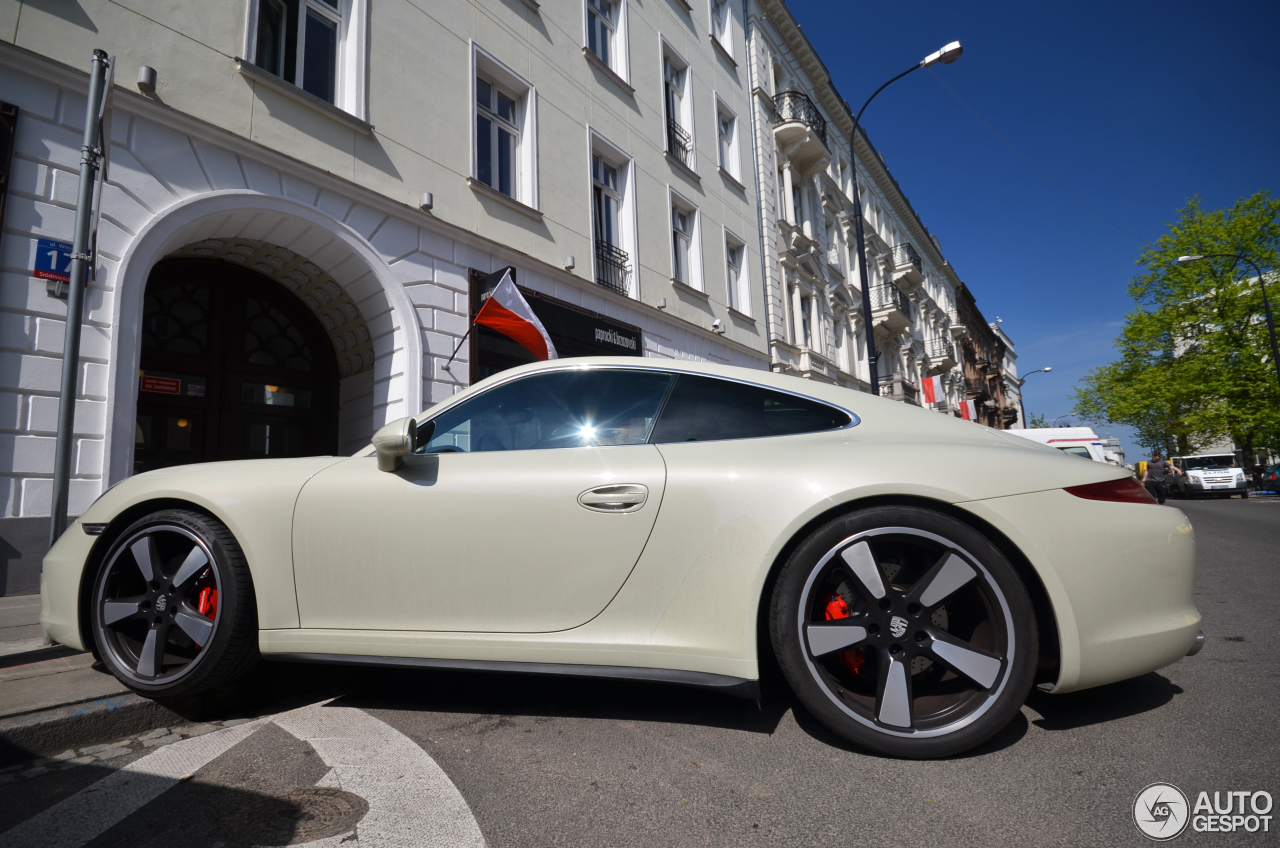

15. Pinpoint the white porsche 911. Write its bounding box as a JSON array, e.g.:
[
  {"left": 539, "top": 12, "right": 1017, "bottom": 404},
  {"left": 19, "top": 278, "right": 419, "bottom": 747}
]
[{"left": 42, "top": 358, "right": 1202, "bottom": 758}]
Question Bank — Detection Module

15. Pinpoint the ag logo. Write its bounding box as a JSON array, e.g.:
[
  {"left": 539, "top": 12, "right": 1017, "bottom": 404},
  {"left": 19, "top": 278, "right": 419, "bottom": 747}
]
[
  {"left": 1134, "top": 783, "right": 1189, "bottom": 840},
  {"left": 889, "top": 616, "right": 908, "bottom": 638}
]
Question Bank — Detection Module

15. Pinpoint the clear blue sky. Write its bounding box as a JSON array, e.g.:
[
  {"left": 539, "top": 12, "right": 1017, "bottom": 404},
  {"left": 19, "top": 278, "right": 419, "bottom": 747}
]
[{"left": 785, "top": 0, "right": 1280, "bottom": 462}]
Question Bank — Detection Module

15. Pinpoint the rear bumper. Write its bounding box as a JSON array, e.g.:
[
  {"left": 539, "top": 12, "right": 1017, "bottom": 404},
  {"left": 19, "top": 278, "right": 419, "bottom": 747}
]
[{"left": 960, "top": 489, "right": 1200, "bottom": 694}]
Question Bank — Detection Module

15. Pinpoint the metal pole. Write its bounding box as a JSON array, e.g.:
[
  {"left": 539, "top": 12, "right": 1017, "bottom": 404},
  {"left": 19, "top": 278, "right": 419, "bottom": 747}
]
[
  {"left": 850, "top": 64, "right": 923, "bottom": 398},
  {"left": 49, "top": 49, "right": 109, "bottom": 547}
]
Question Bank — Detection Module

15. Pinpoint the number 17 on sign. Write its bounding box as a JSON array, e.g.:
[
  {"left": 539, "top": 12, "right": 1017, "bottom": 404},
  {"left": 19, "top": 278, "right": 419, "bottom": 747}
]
[{"left": 35, "top": 238, "right": 74, "bottom": 299}]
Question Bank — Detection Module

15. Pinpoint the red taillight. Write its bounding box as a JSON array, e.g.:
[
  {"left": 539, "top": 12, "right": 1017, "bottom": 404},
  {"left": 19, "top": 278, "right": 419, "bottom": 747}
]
[{"left": 1065, "top": 477, "right": 1157, "bottom": 504}]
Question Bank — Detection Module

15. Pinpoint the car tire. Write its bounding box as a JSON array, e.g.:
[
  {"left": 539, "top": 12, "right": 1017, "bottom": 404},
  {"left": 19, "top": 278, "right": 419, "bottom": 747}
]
[
  {"left": 90, "top": 509, "right": 259, "bottom": 699},
  {"left": 770, "top": 506, "right": 1037, "bottom": 759}
]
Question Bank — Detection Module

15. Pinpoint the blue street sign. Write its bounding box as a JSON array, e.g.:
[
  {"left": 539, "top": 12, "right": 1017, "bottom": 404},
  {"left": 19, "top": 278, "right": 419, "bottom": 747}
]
[{"left": 34, "top": 238, "right": 73, "bottom": 283}]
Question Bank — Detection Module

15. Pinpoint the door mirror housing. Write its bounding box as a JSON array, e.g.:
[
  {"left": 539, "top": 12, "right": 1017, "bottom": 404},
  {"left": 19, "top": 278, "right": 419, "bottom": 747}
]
[{"left": 372, "top": 417, "right": 419, "bottom": 472}]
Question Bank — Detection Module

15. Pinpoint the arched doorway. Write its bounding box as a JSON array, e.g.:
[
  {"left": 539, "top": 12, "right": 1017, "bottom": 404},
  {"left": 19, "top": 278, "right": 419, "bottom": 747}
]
[{"left": 133, "top": 259, "right": 339, "bottom": 473}]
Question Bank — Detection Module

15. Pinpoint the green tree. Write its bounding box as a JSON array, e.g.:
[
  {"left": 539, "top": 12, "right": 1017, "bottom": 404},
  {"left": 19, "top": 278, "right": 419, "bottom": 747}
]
[{"left": 1074, "top": 192, "right": 1280, "bottom": 459}]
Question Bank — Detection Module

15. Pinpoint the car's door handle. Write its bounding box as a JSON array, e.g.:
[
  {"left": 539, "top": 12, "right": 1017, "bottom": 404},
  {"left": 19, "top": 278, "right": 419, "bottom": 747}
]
[{"left": 578, "top": 484, "right": 648, "bottom": 513}]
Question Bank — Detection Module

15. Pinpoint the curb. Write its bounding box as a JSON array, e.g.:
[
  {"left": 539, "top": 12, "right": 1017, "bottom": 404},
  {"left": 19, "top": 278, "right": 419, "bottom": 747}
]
[{"left": 0, "top": 694, "right": 183, "bottom": 764}]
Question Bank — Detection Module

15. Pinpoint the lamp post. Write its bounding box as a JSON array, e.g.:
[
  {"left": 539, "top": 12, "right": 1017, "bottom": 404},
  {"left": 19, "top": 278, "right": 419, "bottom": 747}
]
[
  {"left": 1017, "top": 366, "right": 1052, "bottom": 428},
  {"left": 1175, "top": 253, "right": 1280, "bottom": 390},
  {"left": 851, "top": 41, "right": 963, "bottom": 397}
]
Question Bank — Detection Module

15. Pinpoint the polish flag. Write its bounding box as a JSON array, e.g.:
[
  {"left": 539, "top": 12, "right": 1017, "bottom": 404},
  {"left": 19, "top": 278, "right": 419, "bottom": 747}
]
[
  {"left": 960, "top": 399, "right": 977, "bottom": 421},
  {"left": 921, "top": 375, "right": 943, "bottom": 405},
  {"left": 474, "top": 270, "right": 558, "bottom": 361}
]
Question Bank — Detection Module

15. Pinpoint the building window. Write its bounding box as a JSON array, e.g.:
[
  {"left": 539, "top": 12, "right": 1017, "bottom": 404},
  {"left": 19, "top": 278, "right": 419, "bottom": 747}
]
[
  {"left": 662, "top": 49, "right": 693, "bottom": 168},
  {"left": 716, "top": 100, "right": 739, "bottom": 179},
  {"left": 792, "top": 182, "right": 803, "bottom": 227},
  {"left": 710, "top": 0, "right": 732, "bottom": 55},
  {"left": 250, "top": 0, "right": 366, "bottom": 113},
  {"left": 476, "top": 77, "right": 520, "bottom": 198},
  {"left": 471, "top": 47, "right": 538, "bottom": 208},
  {"left": 590, "top": 132, "right": 636, "bottom": 297},
  {"left": 800, "top": 295, "right": 812, "bottom": 347},
  {"left": 670, "top": 191, "right": 702, "bottom": 290},
  {"left": 724, "top": 231, "right": 748, "bottom": 314},
  {"left": 586, "top": 0, "right": 629, "bottom": 79}
]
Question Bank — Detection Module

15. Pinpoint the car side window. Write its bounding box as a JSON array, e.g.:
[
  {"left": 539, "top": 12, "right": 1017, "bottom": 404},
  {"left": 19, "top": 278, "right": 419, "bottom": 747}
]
[
  {"left": 1058, "top": 446, "right": 1092, "bottom": 459},
  {"left": 649, "top": 374, "right": 851, "bottom": 443},
  {"left": 417, "top": 369, "right": 674, "bottom": 453}
]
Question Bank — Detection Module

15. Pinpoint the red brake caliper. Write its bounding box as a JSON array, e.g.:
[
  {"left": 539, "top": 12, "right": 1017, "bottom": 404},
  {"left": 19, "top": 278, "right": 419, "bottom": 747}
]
[
  {"left": 193, "top": 575, "right": 218, "bottom": 649},
  {"left": 823, "top": 593, "right": 865, "bottom": 675}
]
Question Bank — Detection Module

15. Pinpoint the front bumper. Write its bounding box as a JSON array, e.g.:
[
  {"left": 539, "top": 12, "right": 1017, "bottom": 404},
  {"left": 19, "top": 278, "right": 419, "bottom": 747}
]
[
  {"left": 960, "top": 489, "right": 1200, "bottom": 694},
  {"left": 1187, "top": 477, "right": 1248, "bottom": 494},
  {"left": 40, "top": 520, "right": 99, "bottom": 652}
]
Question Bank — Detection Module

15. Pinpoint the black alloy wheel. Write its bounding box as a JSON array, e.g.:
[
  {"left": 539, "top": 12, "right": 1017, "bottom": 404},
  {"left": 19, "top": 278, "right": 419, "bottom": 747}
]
[
  {"left": 91, "top": 509, "right": 259, "bottom": 698},
  {"left": 771, "top": 506, "right": 1037, "bottom": 759}
]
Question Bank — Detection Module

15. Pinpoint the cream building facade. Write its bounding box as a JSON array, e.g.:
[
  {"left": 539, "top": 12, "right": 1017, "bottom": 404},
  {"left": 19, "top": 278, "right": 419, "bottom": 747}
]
[
  {"left": 0, "top": 0, "right": 768, "bottom": 587},
  {"left": 744, "top": 0, "right": 973, "bottom": 413}
]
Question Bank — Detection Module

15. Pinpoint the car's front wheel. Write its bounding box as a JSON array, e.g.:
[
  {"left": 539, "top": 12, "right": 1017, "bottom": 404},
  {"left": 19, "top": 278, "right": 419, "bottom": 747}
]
[
  {"left": 90, "top": 509, "right": 259, "bottom": 698},
  {"left": 770, "top": 506, "right": 1037, "bottom": 759}
]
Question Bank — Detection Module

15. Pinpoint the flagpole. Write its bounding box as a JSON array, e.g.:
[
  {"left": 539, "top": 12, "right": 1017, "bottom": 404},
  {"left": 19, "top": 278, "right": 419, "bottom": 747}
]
[{"left": 441, "top": 325, "right": 473, "bottom": 372}]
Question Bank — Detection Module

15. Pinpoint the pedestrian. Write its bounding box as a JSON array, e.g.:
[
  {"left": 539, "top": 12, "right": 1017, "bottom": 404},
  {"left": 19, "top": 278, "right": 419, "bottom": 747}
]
[{"left": 1141, "top": 451, "right": 1181, "bottom": 505}]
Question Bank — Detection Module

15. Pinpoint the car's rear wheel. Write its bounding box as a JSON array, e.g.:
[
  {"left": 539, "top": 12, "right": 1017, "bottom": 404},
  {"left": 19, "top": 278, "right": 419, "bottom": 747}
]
[
  {"left": 90, "top": 509, "right": 259, "bottom": 698},
  {"left": 770, "top": 506, "right": 1037, "bottom": 759}
]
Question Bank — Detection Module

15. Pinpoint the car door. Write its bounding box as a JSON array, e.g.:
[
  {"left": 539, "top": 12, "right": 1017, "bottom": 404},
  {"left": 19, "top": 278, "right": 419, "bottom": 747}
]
[{"left": 292, "top": 367, "right": 674, "bottom": 633}]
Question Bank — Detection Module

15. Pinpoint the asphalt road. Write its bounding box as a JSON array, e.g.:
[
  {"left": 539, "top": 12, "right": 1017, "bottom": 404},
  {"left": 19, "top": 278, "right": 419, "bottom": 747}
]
[{"left": 2, "top": 497, "right": 1277, "bottom": 847}]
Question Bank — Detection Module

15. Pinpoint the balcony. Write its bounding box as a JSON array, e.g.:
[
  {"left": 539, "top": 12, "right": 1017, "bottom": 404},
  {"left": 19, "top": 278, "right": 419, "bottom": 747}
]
[
  {"left": 772, "top": 90, "right": 830, "bottom": 176},
  {"left": 869, "top": 282, "right": 911, "bottom": 334},
  {"left": 594, "top": 241, "right": 631, "bottom": 296},
  {"left": 925, "top": 336, "right": 957, "bottom": 369},
  {"left": 666, "top": 119, "right": 692, "bottom": 169},
  {"left": 965, "top": 376, "right": 990, "bottom": 397},
  {"left": 891, "top": 242, "right": 925, "bottom": 288},
  {"left": 878, "top": 377, "right": 919, "bottom": 406}
]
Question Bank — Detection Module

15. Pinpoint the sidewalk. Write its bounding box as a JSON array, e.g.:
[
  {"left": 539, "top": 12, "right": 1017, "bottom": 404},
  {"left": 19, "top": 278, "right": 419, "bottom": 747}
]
[{"left": 0, "top": 593, "right": 181, "bottom": 761}]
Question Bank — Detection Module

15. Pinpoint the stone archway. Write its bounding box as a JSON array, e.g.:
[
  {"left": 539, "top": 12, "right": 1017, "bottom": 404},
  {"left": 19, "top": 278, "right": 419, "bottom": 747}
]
[{"left": 105, "top": 192, "right": 423, "bottom": 484}]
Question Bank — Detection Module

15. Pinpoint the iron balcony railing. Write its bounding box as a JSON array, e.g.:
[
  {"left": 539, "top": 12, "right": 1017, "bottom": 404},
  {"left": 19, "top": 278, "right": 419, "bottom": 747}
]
[
  {"left": 869, "top": 282, "right": 910, "bottom": 315},
  {"left": 772, "top": 90, "right": 828, "bottom": 148},
  {"left": 925, "top": 336, "right": 955, "bottom": 362},
  {"left": 594, "top": 241, "right": 631, "bottom": 296},
  {"left": 965, "top": 377, "right": 990, "bottom": 396},
  {"left": 892, "top": 242, "right": 922, "bottom": 275},
  {"left": 666, "top": 119, "right": 692, "bottom": 167}
]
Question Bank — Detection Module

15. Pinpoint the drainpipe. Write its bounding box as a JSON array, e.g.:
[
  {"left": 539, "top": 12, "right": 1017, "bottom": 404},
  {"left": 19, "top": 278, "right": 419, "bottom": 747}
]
[
  {"left": 743, "top": 0, "right": 774, "bottom": 368},
  {"left": 49, "top": 50, "right": 110, "bottom": 548}
]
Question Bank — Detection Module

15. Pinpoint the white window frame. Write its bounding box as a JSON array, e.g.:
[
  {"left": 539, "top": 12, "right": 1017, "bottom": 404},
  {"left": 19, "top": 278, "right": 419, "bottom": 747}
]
[
  {"left": 723, "top": 228, "right": 749, "bottom": 315},
  {"left": 659, "top": 38, "right": 695, "bottom": 171},
  {"left": 470, "top": 44, "right": 538, "bottom": 209},
  {"left": 244, "top": 0, "right": 368, "bottom": 119},
  {"left": 585, "top": 0, "right": 631, "bottom": 83},
  {"left": 668, "top": 187, "right": 703, "bottom": 291},
  {"left": 588, "top": 129, "right": 639, "bottom": 298},
  {"left": 709, "top": 0, "right": 734, "bottom": 59},
  {"left": 714, "top": 95, "right": 740, "bottom": 180}
]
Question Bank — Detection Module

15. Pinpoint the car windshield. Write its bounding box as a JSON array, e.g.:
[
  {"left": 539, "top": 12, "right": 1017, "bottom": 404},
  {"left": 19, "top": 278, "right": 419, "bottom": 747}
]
[{"left": 1180, "top": 455, "right": 1236, "bottom": 470}]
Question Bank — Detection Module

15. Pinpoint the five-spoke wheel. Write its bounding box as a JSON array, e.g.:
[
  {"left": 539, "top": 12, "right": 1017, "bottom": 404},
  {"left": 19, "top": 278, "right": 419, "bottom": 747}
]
[
  {"left": 771, "top": 506, "right": 1036, "bottom": 758},
  {"left": 91, "top": 509, "right": 258, "bottom": 698}
]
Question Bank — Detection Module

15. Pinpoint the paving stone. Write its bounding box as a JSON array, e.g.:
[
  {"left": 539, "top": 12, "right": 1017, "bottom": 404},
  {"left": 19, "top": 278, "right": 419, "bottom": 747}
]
[
  {"left": 176, "top": 723, "right": 217, "bottom": 738},
  {"left": 141, "top": 727, "right": 170, "bottom": 740},
  {"left": 19, "top": 766, "right": 49, "bottom": 779},
  {"left": 141, "top": 733, "right": 181, "bottom": 747},
  {"left": 79, "top": 742, "right": 121, "bottom": 755},
  {"left": 95, "top": 746, "right": 134, "bottom": 761}
]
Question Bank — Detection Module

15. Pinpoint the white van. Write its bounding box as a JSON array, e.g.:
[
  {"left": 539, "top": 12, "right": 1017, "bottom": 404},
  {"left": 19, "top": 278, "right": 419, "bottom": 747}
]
[
  {"left": 1006, "top": 427, "right": 1121, "bottom": 466},
  {"left": 1169, "top": 453, "right": 1249, "bottom": 499}
]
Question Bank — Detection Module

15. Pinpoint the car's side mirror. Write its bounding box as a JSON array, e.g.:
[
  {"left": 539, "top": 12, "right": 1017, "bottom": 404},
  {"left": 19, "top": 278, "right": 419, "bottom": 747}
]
[{"left": 372, "top": 417, "right": 418, "bottom": 472}]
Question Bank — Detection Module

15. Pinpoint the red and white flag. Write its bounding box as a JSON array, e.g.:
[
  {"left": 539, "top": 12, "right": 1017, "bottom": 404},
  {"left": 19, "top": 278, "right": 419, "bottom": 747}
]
[
  {"left": 474, "top": 270, "right": 558, "bottom": 361},
  {"left": 921, "top": 375, "right": 943, "bottom": 405},
  {"left": 960, "top": 399, "right": 977, "bottom": 421}
]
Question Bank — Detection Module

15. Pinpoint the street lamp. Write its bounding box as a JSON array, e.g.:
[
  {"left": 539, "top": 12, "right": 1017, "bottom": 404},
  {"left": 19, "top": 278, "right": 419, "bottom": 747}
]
[
  {"left": 851, "top": 42, "right": 963, "bottom": 397},
  {"left": 1017, "top": 366, "right": 1052, "bottom": 428},
  {"left": 1175, "top": 254, "right": 1280, "bottom": 390}
]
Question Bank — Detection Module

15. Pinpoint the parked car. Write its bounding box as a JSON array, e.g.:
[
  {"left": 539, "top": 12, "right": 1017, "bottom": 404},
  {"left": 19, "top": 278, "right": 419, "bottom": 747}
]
[
  {"left": 1259, "top": 463, "right": 1280, "bottom": 493},
  {"left": 1169, "top": 453, "right": 1249, "bottom": 499},
  {"left": 42, "top": 358, "right": 1202, "bottom": 759},
  {"left": 1004, "top": 427, "right": 1124, "bottom": 466}
]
